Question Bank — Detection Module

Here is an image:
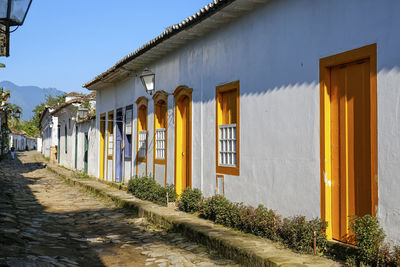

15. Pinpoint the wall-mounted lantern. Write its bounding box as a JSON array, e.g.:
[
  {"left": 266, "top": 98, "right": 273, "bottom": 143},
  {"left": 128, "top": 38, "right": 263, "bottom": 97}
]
[
  {"left": 139, "top": 68, "right": 155, "bottom": 95},
  {"left": 0, "top": 0, "right": 32, "bottom": 57},
  {"left": 14, "top": 109, "right": 20, "bottom": 119}
]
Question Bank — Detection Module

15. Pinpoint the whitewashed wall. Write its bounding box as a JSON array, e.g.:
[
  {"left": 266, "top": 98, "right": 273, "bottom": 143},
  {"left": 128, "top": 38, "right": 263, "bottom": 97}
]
[
  {"left": 36, "top": 137, "right": 42, "bottom": 152},
  {"left": 56, "top": 106, "right": 77, "bottom": 169},
  {"left": 95, "top": 0, "right": 400, "bottom": 241},
  {"left": 76, "top": 118, "right": 98, "bottom": 177},
  {"left": 10, "top": 134, "right": 26, "bottom": 151},
  {"left": 26, "top": 138, "right": 36, "bottom": 150},
  {"left": 40, "top": 111, "right": 58, "bottom": 159}
]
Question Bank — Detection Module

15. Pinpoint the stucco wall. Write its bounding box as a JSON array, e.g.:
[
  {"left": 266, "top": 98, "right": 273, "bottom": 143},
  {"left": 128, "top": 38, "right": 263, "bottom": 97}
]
[
  {"left": 76, "top": 119, "right": 98, "bottom": 177},
  {"left": 95, "top": 0, "right": 400, "bottom": 241},
  {"left": 40, "top": 112, "right": 58, "bottom": 159},
  {"left": 56, "top": 106, "right": 77, "bottom": 169},
  {"left": 36, "top": 138, "right": 42, "bottom": 152}
]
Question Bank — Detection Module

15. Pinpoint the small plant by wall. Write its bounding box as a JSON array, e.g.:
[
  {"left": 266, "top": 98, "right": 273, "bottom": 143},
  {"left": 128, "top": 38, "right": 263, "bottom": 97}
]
[
  {"left": 346, "top": 215, "right": 400, "bottom": 266},
  {"left": 127, "top": 176, "right": 177, "bottom": 206},
  {"left": 74, "top": 171, "right": 90, "bottom": 179},
  {"left": 178, "top": 189, "right": 327, "bottom": 253},
  {"left": 177, "top": 188, "right": 202, "bottom": 213}
]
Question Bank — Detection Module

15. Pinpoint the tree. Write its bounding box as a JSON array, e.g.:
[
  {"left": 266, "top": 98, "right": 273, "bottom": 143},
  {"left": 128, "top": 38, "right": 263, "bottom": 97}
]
[
  {"left": 0, "top": 88, "right": 11, "bottom": 105},
  {"left": 7, "top": 103, "right": 22, "bottom": 127},
  {"left": 31, "top": 94, "right": 65, "bottom": 128}
]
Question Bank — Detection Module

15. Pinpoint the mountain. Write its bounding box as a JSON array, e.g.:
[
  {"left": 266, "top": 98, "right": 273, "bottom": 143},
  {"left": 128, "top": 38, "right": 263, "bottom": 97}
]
[{"left": 0, "top": 81, "right": 65, "bottom": 121}]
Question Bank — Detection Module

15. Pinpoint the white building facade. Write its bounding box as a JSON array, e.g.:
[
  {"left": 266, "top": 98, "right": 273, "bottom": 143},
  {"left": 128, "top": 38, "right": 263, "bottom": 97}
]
[
  {"left": 84, "top": 0, "right": 400, "bottom": 243},
  {"left": 76, "top": 117, "right": 98, "bottom": 176},
  {"left": 39, "top": 107, "right": 58, "bottom": 160}
]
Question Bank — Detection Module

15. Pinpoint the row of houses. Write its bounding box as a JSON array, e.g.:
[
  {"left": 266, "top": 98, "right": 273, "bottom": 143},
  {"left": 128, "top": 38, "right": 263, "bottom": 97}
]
[
  {"left": 40, "top": 0, "right": 400, "bottom": 244},
  {"left": 9, "top": 128, "right": 37, "bottom": 151},
  {"left": 39, "top": 92, "right": 97, "bottom": 176}
]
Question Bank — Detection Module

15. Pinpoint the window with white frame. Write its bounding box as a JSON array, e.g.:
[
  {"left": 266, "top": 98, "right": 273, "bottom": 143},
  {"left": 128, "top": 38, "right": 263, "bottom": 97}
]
[
  {"left": 138, "top": 130, "right": 147, "bottom": 159},
  {"left": 219, "top": 124, "right": 237, "bottom": 166},
  {"left": 155, "top": 128, "right": 166, "bottom": 159}
]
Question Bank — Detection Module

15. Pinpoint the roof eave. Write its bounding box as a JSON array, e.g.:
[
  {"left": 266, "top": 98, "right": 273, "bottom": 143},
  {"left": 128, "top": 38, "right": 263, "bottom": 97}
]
[{"left": 83, "top": 0, "right": 268, "bottom": 90}]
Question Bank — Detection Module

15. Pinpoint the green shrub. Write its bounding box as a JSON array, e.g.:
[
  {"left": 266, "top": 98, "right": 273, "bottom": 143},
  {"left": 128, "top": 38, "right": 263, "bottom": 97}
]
[
  {"left": 127, "top": 176, "right": 177, "bottom": 206},
  {"left": 166, "top": 184, "right": 178, "bottom": 203},
  {"left": 199, "top": 195, "right": 326, "bottom": 254},
  {"left": 349, "top": 215, "right": 386, "bottom": 265},
  {"left": 243, "top": 205, "right": 281, "bottom": 242},
  {"left": 75, "top": 171, "right": 90, "bottom": 179},
  {"left": 199, "top": 195, "right": 240, "bottom": 228},
  {"left": 178, "top": 188, "right": 202, "bottom": 213},
  {"left": 279, "top": 216, "right": 327, "bottom": 253},
  {"left": 392, "top": 245, "right": 400, "bottom": 266}
]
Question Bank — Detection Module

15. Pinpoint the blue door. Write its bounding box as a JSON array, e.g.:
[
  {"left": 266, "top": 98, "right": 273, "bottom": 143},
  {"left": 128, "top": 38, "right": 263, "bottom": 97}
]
[{"left": 115, "top": 109, "right": 123, "bottom": 183}]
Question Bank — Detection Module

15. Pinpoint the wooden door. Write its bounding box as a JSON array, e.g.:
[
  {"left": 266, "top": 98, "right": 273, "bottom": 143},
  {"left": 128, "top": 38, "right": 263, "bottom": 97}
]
[
  {"left": 100, "top": 115, "right": 105, "bottom": 179},
  {"left": 115, "top": 109, "right": 123, "bottom": 183},
  {"left": 176, "top": 96, "right": 191, "bottom": 195},
  {"left": 330, "top": 59, "right": 372, "bottom": 242}
]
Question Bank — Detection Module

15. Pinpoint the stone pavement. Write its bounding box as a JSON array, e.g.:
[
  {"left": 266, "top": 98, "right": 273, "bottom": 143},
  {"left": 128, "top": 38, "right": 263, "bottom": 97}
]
[
  {"left": 0, "top": 151, "right": 240, "bottom": 267},
  {"left": 37, "top": 152, "right": 342, "bottom": 267}
]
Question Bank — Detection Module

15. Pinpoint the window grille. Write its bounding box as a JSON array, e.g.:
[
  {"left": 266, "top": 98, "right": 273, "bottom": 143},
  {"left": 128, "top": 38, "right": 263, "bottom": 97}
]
[
  {"left": 124, "top": 134, "right": 132, "bottom": 158},
  {"left": 138, "top": 130, "right": 147, "bottom": 159},
  {"left": 219, "top": 124, "right": 237, "bottom": 167},
  {"left": 108, "top": 134, "right": 113, "bottom": 156},
  {"left": 155, "top": 128, "right": 166, "bottom": 159},
  {"left": 125, "top": 109, "right": 132, "bottom": 134}
]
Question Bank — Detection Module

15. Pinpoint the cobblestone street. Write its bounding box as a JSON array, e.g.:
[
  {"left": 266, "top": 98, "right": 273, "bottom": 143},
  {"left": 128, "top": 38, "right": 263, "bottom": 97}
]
[{"left": 0, "top": 151, "right": 239, "bottom": 267}]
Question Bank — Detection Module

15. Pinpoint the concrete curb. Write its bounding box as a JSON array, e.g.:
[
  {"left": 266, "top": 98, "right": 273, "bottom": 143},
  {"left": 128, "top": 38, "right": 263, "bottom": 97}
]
[{"left": 41, "top": 159, "right": 341, "bottom": 267}]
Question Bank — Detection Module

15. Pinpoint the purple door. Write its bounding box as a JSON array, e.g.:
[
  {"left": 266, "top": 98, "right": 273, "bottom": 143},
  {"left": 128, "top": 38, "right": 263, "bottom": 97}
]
[{"left": 115, "top": 109, "right": 123, "bottom": 183}]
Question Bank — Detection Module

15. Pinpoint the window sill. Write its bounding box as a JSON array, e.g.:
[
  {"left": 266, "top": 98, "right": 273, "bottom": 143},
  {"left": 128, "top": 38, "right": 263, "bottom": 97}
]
[
  {"left": 137, "top": 158, "right": 147, "bottom": 163},
  {"left": 216, "top": 166, "right": 239, "bottom": 176},
  {"left": 154, "top": 159, "right": 166, "bottom": 165}
]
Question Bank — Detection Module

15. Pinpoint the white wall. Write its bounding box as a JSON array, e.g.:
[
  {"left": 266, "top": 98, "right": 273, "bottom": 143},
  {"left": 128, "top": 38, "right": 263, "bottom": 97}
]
[
  {"left": 56, "top": 106, "right": 77, "bottom": 169},
  {"left": 76, "top": 119, "right": 98, "bottom": 177},
  {"left": 36, "top": 137, "right": 42, "bottom": 152},
  {"left": 40, "top": 111, "right": 58, "bottom": 158},
  {"left": 95, "top": 0, "right": 400, "bottom": 241}
]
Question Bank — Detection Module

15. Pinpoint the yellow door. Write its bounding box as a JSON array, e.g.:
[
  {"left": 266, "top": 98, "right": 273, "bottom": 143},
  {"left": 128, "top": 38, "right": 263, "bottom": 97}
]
[
  {"left": 176, "top": 96, "right": 191, "bottom": 196},
  {"left": 100, "top": 114, "right": 106, "bottom": 180},
  {"left": 330, "top": 59, "right": 372, "bottom": 242}
]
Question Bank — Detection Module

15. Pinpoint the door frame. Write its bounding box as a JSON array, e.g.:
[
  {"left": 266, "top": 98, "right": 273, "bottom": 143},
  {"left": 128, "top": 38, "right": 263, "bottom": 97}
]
[
  {"left": 99, "top": 113, "right": 106, "bottom": 180},
  {"left": 152, "top": 90, "right": 169, "bottom": 186},
  {"left": 135, "top": 97, "right": 148, "bottom": 176},
  {"left": 319, "top": 43, "right": 378, "bottom": 240},
  {"left": 173, "top": 86, "right": 193, "bottom": 194},
  {"left": 107, "top": 110, "right": 114, "bottom": 181},
  {"left": 115, "top": 108, "right": 123, "bottom": 183}
]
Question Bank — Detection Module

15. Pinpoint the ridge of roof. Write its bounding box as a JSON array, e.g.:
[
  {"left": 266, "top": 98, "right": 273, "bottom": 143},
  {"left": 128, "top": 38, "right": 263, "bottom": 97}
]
[
  {"left": 50, "top": 98, "right": 84, "bottom": 115},
  {"left": 83, "top": 0, "right": 237, "bottom": 89},
  {"left": 64, "top": 92, "right": 84, "bottom": 97}
]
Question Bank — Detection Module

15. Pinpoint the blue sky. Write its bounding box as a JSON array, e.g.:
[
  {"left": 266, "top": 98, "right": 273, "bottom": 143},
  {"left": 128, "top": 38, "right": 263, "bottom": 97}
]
[{"left": 1, "top": 0, "right": 211, "bottom": 93}]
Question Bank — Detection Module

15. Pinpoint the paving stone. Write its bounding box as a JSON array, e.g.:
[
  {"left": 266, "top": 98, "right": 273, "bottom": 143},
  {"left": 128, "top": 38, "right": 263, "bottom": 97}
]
[{"left": 2, "top": 151, "right": 337, "bottom": 267}]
